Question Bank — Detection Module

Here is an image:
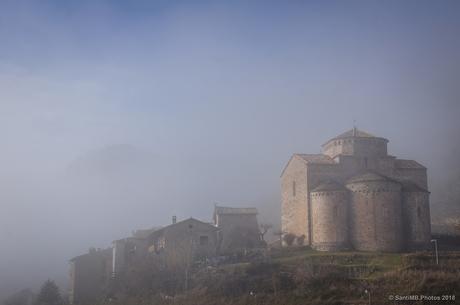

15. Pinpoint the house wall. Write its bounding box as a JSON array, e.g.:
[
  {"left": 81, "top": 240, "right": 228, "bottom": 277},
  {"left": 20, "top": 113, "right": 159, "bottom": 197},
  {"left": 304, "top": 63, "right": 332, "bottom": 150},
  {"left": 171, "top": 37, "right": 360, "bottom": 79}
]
[
  {"left": 217, "top": 213, "right": 260, "bottom": 251},
  {"left": 156, "top": 219, "right": 218, "bottom": 259},
  {"left": 69, "top": 250, "right": 112, "bottom": 305}
]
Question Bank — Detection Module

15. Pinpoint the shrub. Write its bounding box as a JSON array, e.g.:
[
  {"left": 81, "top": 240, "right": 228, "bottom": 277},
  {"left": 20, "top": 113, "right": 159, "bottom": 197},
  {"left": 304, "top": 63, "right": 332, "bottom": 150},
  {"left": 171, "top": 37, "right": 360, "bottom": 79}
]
[
  {"left": 283, "top": 234, "right": 296, "bottom": 246},
  {"left": 296, "top": 235, "right": 306, "bottom": 246}
]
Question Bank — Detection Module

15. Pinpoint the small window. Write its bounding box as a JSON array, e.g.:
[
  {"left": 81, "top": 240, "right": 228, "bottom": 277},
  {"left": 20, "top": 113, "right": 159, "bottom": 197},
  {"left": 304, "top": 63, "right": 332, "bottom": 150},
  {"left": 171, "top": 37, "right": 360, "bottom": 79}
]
[
  {"left": 292, "top": 181, "right": 296, "bottom": 197},
  {"left": 417, "top": 206, "right": 422, "bottom": 218},
  {"left": 199, "top": 235, "right": 209, "bottom": 245},
  {"left": 364, "top": 157, "right": 368, "bottom": 169}
]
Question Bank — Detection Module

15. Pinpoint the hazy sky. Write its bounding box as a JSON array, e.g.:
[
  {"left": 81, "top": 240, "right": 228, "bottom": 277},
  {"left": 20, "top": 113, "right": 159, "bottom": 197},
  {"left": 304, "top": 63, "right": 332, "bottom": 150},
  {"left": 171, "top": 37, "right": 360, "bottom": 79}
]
[{"left": 1, "top": 0, "right": 459, "bottom": 298}]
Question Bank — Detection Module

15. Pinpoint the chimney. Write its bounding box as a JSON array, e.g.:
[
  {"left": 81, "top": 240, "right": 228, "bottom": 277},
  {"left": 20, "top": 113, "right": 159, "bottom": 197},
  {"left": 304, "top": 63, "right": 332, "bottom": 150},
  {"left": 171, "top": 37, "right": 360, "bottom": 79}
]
[{"left": 172, "top": 215, "right": 177, "bottom": 224}]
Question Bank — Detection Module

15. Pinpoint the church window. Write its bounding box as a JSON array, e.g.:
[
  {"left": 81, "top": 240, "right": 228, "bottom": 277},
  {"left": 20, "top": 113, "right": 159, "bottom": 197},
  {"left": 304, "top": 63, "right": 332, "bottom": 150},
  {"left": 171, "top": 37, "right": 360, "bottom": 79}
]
[
  {"left": 292, "top": 181, "right": 296, "bottom": 197},
  {"left": 333, "top": 206, "right": 338, "bottom": 219},
  {"left": 364, "top": 157, "right": 368, "bottom": 168},
  {"left": 417, "top": 206, "right": 422, "bottom": 218}
]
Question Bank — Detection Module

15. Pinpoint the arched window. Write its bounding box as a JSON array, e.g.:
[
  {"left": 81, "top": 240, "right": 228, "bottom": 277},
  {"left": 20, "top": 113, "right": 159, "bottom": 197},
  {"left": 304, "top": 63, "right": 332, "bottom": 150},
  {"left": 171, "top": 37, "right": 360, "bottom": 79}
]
[{"left": 417, "top": 206, "right": 422, "bottom": 218}]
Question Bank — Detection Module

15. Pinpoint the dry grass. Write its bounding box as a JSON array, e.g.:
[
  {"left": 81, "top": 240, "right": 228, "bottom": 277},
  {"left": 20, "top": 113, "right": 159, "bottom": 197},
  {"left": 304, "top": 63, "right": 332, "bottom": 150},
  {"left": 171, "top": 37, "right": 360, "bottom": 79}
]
[{"left": 97, "top": 250, "right": 460, "bottom": 305}]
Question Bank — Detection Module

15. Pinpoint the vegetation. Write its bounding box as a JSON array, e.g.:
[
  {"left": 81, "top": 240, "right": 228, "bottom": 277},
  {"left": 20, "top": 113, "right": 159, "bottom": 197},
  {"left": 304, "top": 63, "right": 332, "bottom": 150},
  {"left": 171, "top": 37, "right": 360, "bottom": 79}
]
[
  {"left": 34, "top": 281, "right": 62, "bottom": 305},
  {"left": 97, "top": 246, "right": 460, "bottom": 305}
]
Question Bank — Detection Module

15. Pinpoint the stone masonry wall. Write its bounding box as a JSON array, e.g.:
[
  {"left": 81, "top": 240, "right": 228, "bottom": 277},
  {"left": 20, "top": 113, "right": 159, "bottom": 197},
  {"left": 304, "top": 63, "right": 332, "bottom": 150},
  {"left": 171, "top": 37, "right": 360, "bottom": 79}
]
[
  {"left": 347, "top": 180, "right": 403, "bottom": 252},
  {"left": 310, "top": 190, "right": 349, "bottom": 251},
  {"left": 281, "top": 156, "right": 309, "bottom": 243},
  {"left": 402, "top": 191, "right": 431, "bottom": 250}
]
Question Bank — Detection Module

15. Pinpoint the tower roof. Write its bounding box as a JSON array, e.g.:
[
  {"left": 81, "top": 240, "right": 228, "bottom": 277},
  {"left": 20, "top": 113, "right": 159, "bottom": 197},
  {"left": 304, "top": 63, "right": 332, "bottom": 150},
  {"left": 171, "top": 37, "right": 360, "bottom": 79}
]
[
  {"left": 333, "top": 128, "right": 376, "bottom": 139},
  {"left": 322, "top": 128, "right": 389, "bottom": 147}
]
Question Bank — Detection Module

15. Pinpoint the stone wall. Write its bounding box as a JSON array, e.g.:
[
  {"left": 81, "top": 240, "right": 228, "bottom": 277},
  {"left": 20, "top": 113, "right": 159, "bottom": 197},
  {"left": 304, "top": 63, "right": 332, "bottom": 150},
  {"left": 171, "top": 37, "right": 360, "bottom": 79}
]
[
  {"left": 281, "top": 156, "right": 309, "bottom": 243},
  {"left": 150, "top": 219, "right": 218, "bottom": 259},
  {"left": 395, "top": 167, "right": 428, "bottom": 189},
  {"left": 323, "top": 137, "right": 388, "bottom": 159},
  {"left": 69, "top": 249, "right": 112, "bottom": 304},
  {"left": 347, "top": 180, "right": 403, "bottom": 252},
  {"left": 112, "top": 237, "right": 150, "bottom": 277},
  {"left": 217, "top": 213, "right": 260, "bottom": 252},
  {"left": 402, "top": 191, "right": 431, "bottom": 250},
  {"left": 310, "top": 190, "right": 349, "bottom": 251}
]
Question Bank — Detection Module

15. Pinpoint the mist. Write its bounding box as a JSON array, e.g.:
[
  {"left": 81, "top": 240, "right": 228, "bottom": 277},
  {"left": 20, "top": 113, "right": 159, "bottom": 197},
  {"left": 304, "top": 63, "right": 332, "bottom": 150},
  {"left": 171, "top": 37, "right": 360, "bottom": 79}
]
[{"left": 1, "top": 0, "right": 459, "bottom": 300}]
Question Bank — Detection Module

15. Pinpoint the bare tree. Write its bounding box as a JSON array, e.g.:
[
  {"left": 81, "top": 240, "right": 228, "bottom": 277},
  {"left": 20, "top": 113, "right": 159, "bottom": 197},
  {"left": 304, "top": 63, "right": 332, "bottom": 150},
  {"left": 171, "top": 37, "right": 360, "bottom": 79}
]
[{"left": 259, "top": 223, "right": 273, "bottom": 241}]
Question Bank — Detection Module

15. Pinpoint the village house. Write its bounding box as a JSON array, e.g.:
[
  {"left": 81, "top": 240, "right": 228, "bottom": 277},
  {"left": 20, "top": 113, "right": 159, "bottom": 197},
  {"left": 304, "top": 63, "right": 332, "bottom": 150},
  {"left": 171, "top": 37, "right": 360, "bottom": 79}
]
[
  {"left": 69, "top": 206, "right": 261, "bottom": 304},
  {"left": 69, "top": 248, "right": 112, "bottom": 305}
]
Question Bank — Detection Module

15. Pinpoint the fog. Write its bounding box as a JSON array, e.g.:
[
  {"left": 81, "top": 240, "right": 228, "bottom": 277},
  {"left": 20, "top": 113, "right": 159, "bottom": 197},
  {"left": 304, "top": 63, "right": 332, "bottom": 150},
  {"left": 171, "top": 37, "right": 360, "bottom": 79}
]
[{"left": 1, "top": 0, "right": 459, "bottom": 300}]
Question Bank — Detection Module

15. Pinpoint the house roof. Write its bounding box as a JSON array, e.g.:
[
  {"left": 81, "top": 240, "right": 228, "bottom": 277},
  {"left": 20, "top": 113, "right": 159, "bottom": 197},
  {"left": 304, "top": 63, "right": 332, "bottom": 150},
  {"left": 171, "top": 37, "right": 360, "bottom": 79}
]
[
  {"left": 395, "top": 159, "right": 426, "bottom": 169},
  {"left": 70, "top": 247, "right": 112, "bottom": 262},
  {"left": 132, "top": 227, "right": 162, "bottom": 239},
  {"left": 150, "top": 217, "right": 219, "bottom": 237}
]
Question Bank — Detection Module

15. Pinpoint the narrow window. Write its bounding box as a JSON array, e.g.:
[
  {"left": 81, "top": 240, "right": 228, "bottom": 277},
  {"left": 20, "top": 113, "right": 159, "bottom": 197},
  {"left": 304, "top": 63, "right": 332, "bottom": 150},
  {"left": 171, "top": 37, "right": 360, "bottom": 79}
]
[
  {"left": 200, "top": 235, "right": 209, "bottom": 245},
  {"left": 417, "top": 206, "right": 422, "bottom": 218},
  {"left": 292, "top": 181, "right": 296, "bottom": 197},
  {"left": 333, "top": 206, "right": 338, "bottom": 219},
  {"left": 364, "top": 157, "right": 368, "bottom": 168}
]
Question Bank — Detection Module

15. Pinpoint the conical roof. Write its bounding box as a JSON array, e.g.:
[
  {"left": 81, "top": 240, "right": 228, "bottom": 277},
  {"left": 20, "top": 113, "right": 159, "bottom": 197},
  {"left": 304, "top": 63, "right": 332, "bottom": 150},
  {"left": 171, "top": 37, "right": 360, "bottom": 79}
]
[
  {"left": 334, "top": 128, "right": 376, "bottom": 139},
  {"left": 322, "top": 128, "right": 388, "bottom": 147}
]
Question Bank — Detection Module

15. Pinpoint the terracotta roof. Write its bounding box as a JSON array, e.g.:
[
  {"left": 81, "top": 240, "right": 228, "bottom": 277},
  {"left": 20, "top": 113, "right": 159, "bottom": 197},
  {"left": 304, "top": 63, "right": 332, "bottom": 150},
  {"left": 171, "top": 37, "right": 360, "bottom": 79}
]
[
  {"left": 346, "top": 171, "right": 399, "bottom": 184},
  {"left": 280, "top": 154, "right": 336, "bottom": 177},
  {"left": 214, "top": 206, "right": 258, "bottom": 215},
  {"left": 333, "top": 128, "right": 376, "bottom": 139},
  {"left": 311, "top": 180, "right": 346, "bottom": 192},
  {"left": 395, "top": 159, "right": 426, "bottom": 169},
  {"left": 295, "top": 154, "right": 336, "bottom": 164},
  {"left": 153, "top": 217, "right": 219, "bottom": 236},
  {"left": 322, "top": 128, "right": 388, "bottom": 147}
]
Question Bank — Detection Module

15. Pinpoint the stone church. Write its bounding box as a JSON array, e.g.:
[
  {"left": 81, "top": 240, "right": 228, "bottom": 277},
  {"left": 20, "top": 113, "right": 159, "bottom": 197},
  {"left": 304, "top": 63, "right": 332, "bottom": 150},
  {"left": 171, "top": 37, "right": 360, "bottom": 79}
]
[{"left": 281, "top": 128, "right": 431, "bottom": 252}]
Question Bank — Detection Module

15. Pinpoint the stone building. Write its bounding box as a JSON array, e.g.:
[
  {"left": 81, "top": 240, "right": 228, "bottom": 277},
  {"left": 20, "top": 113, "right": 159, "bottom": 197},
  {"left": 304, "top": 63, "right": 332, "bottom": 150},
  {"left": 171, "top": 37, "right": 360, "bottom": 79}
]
[
  {"left": 213, "top": 206, "right": 261, "bottom": 252},
  {"left": 70, "top": 207, "right": 260, "bottom": 304},
  {"left": 149, "top": 217, "right": 219, "bottom": 258},
  {"left": 69, "top": 248, "right": 112, "bottom": 304},
  {"left": 281, "top": 128, "right": 431, "bottom": 252}
]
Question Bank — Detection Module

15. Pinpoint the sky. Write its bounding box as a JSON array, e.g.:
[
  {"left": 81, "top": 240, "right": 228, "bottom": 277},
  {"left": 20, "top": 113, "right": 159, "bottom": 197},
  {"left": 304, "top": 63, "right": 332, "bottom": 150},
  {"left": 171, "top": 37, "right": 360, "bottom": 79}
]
[{"left": 0, "top": 0, "right": 459, "bottom": 299}]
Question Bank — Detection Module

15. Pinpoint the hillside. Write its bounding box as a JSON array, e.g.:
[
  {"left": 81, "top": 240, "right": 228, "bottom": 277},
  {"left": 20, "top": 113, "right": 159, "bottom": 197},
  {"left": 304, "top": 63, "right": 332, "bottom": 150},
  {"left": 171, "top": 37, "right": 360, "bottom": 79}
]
[{"left": 98, "top": 247, "right": 460, "bottom": 305}]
